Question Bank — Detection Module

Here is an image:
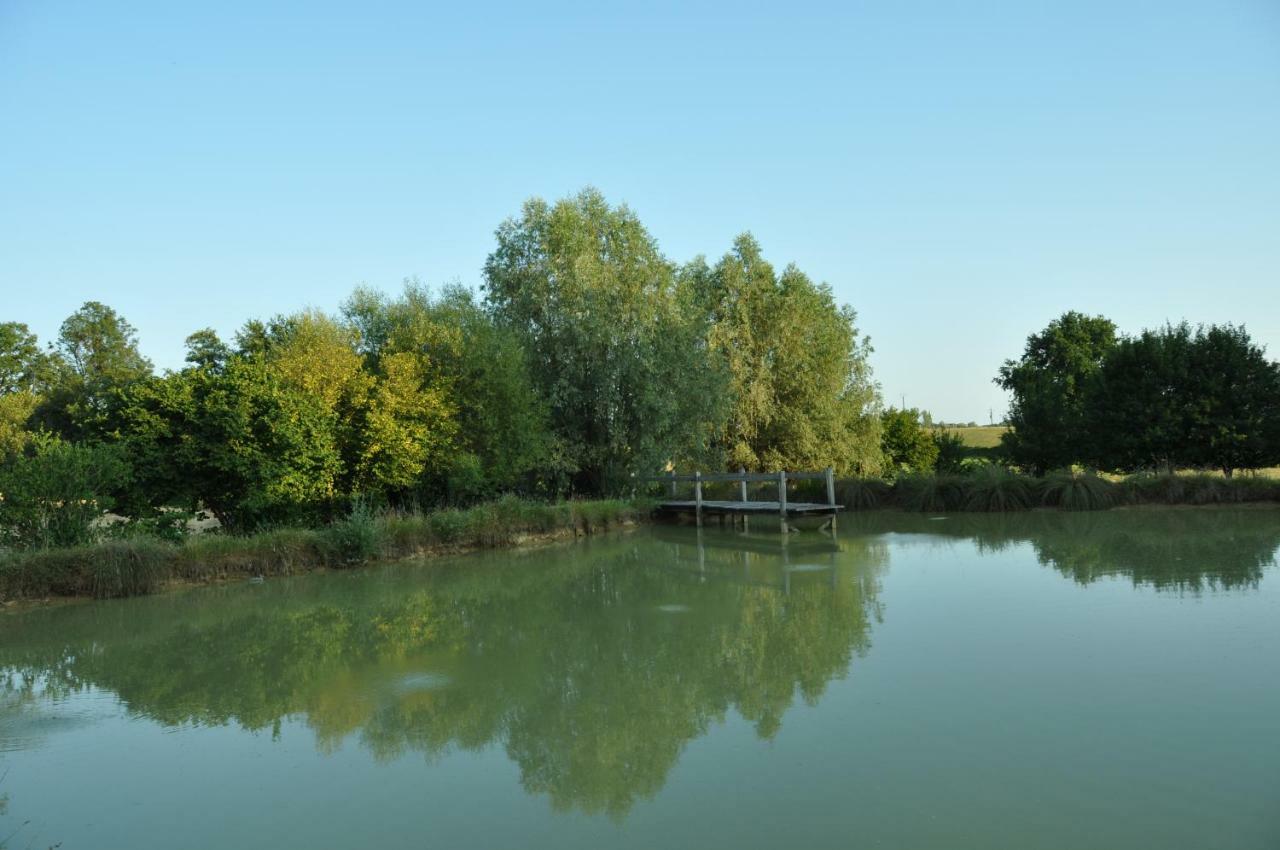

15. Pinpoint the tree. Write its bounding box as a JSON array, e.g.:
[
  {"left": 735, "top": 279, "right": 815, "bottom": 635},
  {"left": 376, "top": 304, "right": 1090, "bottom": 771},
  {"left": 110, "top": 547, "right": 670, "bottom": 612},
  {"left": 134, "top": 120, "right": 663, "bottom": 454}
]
[
  {"left": 0, "top": 322, "right": 54, "bottom": 395},
  {"left": 1085, "top": 323, "right": 1195, "bottom": 473},
  {"left": 345, "top": 283, "right": 555, "bottom": 501},
  {"left": 484, "top": 188, "right": 725, "bottom": 494},
  {"left": 685, "top": 234, "right": 881, "bottom": 474},
  {"left": 184, "top": 328, "right": 231, "bottom": 371},
  {"left": 879, "top": 408, "right": 938, "bottom": 472},
  {"left": 1180, "top": 325, "right": 1280, "bottom": 477},
  {"left": 995, "top": 311, "right": 1116, "bottom": 474},
  {"left": 36, "top": 302, "right": 153, "bottom": 439}
]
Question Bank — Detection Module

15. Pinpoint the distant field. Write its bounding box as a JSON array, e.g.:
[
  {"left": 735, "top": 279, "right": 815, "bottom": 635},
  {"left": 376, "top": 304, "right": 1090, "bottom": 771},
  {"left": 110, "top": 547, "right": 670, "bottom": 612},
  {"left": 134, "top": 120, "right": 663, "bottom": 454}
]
[{"left": 936, "top": 425, "right": 1009, "bottom": 449}]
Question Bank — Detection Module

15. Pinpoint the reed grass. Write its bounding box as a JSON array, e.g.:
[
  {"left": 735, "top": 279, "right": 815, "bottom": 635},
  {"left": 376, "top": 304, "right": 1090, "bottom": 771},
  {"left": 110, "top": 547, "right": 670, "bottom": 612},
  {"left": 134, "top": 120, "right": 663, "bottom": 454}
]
[
  {"left": 0, "top": 497, "right": 643, "bottom": 602},
  {"left": 1040, "top": 471, "right": 1116, "bottom": 511},
  {"left": 963, "top": 468, "right": 1035, "bottom": 512}
]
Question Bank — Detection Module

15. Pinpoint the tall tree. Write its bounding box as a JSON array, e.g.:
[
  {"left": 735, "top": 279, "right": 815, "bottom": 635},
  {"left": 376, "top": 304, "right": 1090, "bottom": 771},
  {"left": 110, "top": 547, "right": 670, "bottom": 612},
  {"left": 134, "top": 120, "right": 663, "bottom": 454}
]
[
  {"left": 36, "top": 302, "right": 153, "bottom": 439},
  {"left": 0, "top": 322, "right": 54, "bottom": 457},
  {"left": 995, "top": 311, "right": 1116, "bottom": 474},
  {"left": 685, "top": 234, "right": 881, "bottom": 473},
  {"left": 1085, "top": 323, "right": 1195, "bottom": 473},
  {"left": 484, "top": 188, "right": 724, "bottom": 494}
]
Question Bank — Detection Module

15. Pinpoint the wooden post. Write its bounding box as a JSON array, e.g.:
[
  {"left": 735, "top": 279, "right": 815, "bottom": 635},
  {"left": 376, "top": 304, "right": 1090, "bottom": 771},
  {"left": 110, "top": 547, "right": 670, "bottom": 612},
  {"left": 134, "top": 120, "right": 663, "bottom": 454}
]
[
  {"left": 825, "top": 465, "right": 838, "bottom": 534},
  {"left": 778, "top": 470, "right": 788, "bottom": 534},
  {"left": 738, "top": 467, "right": 748, "bottom": 502},
  {"left": 668, "top": 470, "right": 676, "bottom": 499},
  {"left": 694, "top": 471, "right": 703, "bottom": 528}
]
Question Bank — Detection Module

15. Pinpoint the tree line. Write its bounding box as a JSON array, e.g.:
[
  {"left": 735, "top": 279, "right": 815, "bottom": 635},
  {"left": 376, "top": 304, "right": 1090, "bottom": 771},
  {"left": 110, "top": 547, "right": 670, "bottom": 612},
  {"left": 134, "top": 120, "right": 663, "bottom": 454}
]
[
  {"left": 0, "top": 189, "right": 884, "bottom": 541},
  {"left": 997, "top": 311, "right": 1280, "bottom": 476}
]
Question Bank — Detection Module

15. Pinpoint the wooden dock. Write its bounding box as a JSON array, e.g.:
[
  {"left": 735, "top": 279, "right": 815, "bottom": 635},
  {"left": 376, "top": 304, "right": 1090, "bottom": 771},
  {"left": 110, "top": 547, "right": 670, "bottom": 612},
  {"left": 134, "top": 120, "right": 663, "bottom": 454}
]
[{"left": 650, "top": 468, "right": 844, "bottom": 533}]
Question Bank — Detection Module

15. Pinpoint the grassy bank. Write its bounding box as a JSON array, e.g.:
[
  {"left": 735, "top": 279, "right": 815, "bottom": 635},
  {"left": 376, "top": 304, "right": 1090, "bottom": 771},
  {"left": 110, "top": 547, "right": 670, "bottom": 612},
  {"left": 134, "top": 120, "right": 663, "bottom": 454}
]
[
  {"left": 0, "top": 497, "right": 644, "bottom": 603},
  {"left": 831, "top": 470, "right": 1280, "bottom": 513}
]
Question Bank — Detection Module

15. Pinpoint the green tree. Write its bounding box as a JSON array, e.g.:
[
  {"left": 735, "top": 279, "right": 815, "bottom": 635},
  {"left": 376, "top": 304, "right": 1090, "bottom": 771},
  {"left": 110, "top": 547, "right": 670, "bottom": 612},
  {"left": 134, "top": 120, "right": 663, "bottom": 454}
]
[
  {"left": 995, "top": 311, "right": 1116, "bottom": 474},
  {"left": 1180, "top": 324, "right": 1280, "bottom": 477},
  {"left": 685, "top": 235, "right": 881, "bottom": 474},
  {"left": 880, "top": 408, "right": 938, "bottom": 472},
  {"left": 345, "top": 283, "right": 555, "bottom": 501},
  {"left": 0, "top": 323, "right": 56, "bottom": 458},
  {"left": 0, "top": 322, "right": 54, "bottom": 395},
  {"left": 1085, "top": 323, "right": 1194, "bottom": 472},
  {"left": 183, "top": 328, "right": 231, "bottom": 371},
  {"left": 36, "top": 302, "right": 153, "bottom": 439},
  {"left": 483, "top": 188, "right": 725, "bottom": 494},
  {"left": 1085, "top": 323, "right": 1280, "bottom": 476}
]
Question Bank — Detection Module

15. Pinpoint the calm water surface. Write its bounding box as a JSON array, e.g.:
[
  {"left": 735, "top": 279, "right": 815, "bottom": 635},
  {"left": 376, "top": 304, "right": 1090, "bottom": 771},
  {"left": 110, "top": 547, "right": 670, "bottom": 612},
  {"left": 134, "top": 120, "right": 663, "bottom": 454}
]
[{"left": 2, "top": 509, "right": 1278, "bottom": 849}]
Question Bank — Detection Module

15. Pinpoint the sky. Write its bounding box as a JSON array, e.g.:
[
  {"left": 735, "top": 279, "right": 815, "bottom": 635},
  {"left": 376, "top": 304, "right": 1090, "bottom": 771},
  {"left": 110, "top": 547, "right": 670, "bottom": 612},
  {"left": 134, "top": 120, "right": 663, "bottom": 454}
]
[{"left": 2, "top": 0, "right": 1277, "bottom": 423}]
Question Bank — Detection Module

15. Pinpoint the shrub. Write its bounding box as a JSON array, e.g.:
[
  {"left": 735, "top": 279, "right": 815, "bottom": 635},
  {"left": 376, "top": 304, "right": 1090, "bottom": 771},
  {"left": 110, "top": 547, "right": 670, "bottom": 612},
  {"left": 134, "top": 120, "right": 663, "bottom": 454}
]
[
  {"left": 1041, "top": 471, "right": 1116, "bottom": 511},
  {"left": 429, "top": 508, "right": 468, "bottom": 544},
  {"left": 323, "top": 498, "right": 382, "bottom": 565},
  {"left": 0, "top": 434, "right": 131, "bottom": 549},
  {"left": 933, "top": 430, "right": 968, "bottom": 474}
]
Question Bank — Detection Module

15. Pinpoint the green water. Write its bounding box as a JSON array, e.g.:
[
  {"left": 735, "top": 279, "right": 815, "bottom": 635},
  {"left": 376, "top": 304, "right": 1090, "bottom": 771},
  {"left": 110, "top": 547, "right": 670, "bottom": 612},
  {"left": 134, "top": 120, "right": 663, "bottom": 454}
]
[{"left": 2, "top": 509, "right": 1278, "bottom": 849}]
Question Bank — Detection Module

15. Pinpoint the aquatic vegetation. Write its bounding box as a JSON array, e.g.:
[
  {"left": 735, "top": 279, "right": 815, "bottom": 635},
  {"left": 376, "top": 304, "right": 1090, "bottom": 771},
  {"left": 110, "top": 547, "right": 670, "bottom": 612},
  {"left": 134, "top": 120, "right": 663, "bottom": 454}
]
[
  {"left": 893, "top": 473, "right": 967, "bottom": 512},
  {"left": 1040, "top": 471, "right": 1116, "bottom": 511},
  {"left": 840, "top": 478, "right": 891, "bottom": 511},
  {"left": 963, "top": 468, "right": 1035, "bottom": 512},
  {"left": 0, "top": 498, "right": 643, "bottom": 602}
]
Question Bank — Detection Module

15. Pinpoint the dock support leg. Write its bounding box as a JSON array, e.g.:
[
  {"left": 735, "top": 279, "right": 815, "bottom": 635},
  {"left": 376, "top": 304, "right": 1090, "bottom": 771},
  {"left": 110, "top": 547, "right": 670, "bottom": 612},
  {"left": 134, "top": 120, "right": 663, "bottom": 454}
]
[
  {"left": 778, "top": 470, "right": 789, "bottom": 534},
  {"left": 694, "top": 471, "right": 703, "bottom": 528}
]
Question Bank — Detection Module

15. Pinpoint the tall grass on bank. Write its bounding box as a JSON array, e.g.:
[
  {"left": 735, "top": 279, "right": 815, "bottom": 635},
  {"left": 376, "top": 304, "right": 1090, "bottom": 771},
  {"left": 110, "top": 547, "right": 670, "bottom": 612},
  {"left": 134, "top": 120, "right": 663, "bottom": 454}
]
[
  {"left": 0, "top": 497, "right": 643, "bottom": 602},
  {"left": 836, "top": 470, "right": 1280, "bottom": 513},
  {"left": 1040, "top": 472, "right": 1117, "bottom": 511},
  {"left": 963, "top": 468, "right": 1035, "bottom": 512}
]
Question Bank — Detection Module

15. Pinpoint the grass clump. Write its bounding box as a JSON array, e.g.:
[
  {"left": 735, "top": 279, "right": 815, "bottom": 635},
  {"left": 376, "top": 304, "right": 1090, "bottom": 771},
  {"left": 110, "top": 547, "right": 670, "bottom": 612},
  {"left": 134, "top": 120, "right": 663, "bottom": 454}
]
[
  {"left": 963, "top": 468, "right": 1035, "bottom": 512},
  {"left": 1040, "top": 471, "right": 1116, "bottom": 511},
  {"left": 894, "top": 473, "right": 967, "bottom": 512},
  {"left": 840, "top": 478, "right": 891, "bottom": 511}
]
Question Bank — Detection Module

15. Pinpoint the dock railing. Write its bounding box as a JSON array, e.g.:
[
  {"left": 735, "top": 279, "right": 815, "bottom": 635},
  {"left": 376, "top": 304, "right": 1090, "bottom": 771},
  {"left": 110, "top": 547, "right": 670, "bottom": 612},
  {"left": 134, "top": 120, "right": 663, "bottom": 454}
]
[{"left": 646, "top": 467, "right": 839, "bottom": 532}]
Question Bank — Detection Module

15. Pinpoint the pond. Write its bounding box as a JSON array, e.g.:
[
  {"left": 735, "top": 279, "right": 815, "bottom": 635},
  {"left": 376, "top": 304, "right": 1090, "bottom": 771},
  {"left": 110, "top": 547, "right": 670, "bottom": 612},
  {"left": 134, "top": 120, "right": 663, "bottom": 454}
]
[{"left": 2, "top": 509, "right": 1278, "bottom": 849}]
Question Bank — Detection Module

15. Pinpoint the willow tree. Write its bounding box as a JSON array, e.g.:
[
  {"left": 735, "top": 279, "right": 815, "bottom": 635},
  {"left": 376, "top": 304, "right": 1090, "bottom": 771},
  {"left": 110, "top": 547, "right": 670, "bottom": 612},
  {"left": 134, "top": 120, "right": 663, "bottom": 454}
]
[
  {"left": 683, "top": 234, "right": 881, "bottom": 474},
  {"left": 483, "top": 189, "right": 725, "bottom": 494}
]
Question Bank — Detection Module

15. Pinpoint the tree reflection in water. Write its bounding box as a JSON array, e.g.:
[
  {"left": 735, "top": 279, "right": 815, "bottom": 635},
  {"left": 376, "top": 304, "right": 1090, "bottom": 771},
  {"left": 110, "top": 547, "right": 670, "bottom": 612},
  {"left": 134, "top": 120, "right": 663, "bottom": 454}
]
[{"left": 0, "top": 529, "right": 888, "bottom": 819}]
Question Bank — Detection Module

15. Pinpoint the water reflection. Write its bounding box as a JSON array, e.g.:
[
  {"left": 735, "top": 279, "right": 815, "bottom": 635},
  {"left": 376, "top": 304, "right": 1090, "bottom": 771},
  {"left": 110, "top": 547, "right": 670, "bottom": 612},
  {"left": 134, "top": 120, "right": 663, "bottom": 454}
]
[
  {"left": 0, "top": 530, "right": 888, "bottom": 819},
  {"left": 2, "top": 511, "right": 1276, "bottom": 825},
  {"left": 845, "top": 508, "right": 1280, "bottom": 591}
]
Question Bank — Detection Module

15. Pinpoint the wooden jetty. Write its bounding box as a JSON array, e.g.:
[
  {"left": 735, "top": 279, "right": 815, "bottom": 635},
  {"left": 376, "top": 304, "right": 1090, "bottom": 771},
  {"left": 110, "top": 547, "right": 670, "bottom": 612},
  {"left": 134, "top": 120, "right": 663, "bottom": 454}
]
[{"left": 650, "top": 468, "right": 843, "bottom": 533}]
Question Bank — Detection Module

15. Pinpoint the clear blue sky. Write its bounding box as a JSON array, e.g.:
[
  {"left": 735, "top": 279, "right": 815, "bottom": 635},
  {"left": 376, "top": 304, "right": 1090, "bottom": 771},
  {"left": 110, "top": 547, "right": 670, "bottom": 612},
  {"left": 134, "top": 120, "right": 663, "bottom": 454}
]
[{"left": 2, "top": 1, "right": 1277, "bottom": 422}]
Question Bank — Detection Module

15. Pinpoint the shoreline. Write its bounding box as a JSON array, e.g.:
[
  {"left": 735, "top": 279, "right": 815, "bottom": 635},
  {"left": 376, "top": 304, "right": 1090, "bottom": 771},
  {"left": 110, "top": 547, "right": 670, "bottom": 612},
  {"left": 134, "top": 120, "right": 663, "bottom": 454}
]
[{"left": 1, "top": 498, "right": 646, "bottom": 607}]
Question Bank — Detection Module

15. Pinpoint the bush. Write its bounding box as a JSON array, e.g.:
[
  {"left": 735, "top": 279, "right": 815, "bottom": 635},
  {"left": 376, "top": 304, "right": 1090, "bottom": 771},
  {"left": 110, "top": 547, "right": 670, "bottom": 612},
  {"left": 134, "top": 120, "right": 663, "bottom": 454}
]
[
  {"left": 323, "top": 498, "right": 382, "bottom": 565},
  {"left": 1041, "top": 471, "right": 1116, "bottom": 511},
  {"left": 0, "top": 434, "right": 131, "bottom": 549},
  {"left": 933, "top": 430, "right": 968, "bottom": 474}
]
